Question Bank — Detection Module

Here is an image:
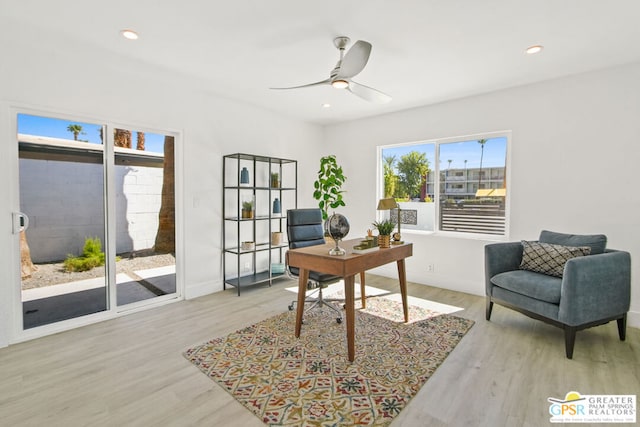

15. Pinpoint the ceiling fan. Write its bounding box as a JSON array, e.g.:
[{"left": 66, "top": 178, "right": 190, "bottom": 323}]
[{"left": 270, "top": 36, "right": 391, "bottom": 104}]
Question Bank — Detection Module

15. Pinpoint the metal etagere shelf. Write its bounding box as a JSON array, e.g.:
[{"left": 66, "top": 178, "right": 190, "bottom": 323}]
[{"left": 222, "top": 153, "right": 297, "bottom": 295}]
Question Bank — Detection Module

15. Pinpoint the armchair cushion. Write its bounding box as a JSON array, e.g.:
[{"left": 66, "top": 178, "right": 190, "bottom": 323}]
[
  {"left": 491, "top": 270, "right": 562, "bottom": 304},
  {"left": 519, "top": 241, "right": 591, "bottom": 278},
  {"left": 539, "top": 230, "right": 607, "bottom": 255}
]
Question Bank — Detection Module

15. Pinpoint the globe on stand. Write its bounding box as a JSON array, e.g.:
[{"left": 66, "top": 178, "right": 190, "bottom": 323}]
[{"left": 325, "top": 213, "right": 350, "bottom": 256}]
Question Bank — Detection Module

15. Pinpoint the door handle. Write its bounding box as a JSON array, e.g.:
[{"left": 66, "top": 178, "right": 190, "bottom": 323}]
[{"left": 12, "top": 212, "right": 29, "bottom": 234}]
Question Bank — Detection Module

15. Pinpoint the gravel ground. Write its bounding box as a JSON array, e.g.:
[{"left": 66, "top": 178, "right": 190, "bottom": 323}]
[{"left": 22, "top": 251, "right": 175, "bottom": 290}]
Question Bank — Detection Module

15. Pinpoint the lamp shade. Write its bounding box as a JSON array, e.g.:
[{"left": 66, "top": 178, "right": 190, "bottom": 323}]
[{"left": 377, "top": 198, "right": 398, "bottom": 210}]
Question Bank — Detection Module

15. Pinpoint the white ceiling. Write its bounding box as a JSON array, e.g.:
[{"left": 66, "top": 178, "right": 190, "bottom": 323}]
[{"left": 3, "top": 0, "right": 640, "bottom": 125}]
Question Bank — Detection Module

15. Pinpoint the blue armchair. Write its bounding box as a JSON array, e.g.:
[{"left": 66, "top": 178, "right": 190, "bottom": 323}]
[{"left": 485, "top": 230, "right": 631, "bottom": 359}]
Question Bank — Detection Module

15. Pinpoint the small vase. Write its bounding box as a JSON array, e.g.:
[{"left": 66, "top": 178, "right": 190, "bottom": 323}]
[
  {"left": 378, "top": 235, "right": 391, "bottom": 248},
  {"left": 240, "top": 167, "right": 250, "bottom": 185}
]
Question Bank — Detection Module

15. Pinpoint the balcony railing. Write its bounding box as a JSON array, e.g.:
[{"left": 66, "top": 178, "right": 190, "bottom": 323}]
[{"left": 439, "top": 203, "right": 506, "bottom": 235}]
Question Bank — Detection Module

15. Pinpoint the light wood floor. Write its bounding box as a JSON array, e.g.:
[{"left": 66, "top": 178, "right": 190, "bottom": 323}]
[{"left": 1, "top": 274, "right": 638, "bottom": 426}]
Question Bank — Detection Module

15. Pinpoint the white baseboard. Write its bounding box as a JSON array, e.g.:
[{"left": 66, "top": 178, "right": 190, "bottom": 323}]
[
  {"left": 185, "top": 279, "right": 222, "bottom": 299},
  {"left": 627, "top": 310, "right": 640, "bottom": 329}
]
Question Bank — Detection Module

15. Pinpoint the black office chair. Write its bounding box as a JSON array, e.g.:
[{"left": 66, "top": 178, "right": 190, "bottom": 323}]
[{"left": 285, "top": 208, "right": 344, "bottom": 323}]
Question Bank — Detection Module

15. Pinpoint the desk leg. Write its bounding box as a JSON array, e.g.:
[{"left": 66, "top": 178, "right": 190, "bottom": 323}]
[
  {"left": 397, "top": 259, "right": 409, "bottom": 323},
  {"left": 295, "top": 269, "right": 309, "bottom": 338},
  {"left": 344, "top": 275, "right": 356, "bottom": 362},
  {"left": 359, "top": 271, "right": 366, "bottom": 309}
]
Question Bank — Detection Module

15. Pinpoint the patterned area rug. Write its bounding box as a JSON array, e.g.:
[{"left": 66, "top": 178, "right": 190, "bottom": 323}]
[{"left": 184, "top": 297, "right": 474, "bottom": 426}]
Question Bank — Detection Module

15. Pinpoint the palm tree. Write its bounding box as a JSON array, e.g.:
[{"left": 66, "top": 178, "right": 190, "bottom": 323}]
[
  {"left": 114, "top": 129, "right": 132, "bottom": 148},
  {"left": 20, "top": 231, "right": 36, "bottom": 279},
  {"left": 136, "top": 132, "right": 145, "bottom": 150},
  {"left": 154, "top": 135, "right": 175, "bottom": 253},
  {"left": 396, "top": 151, "right": 429, "bottom": 199},
  {"left": 67, "top": 124, "right": 83, "bottom": 141},
  {"left": 447, "top": 159, "right": 452, "bottom": 169},
  {"left": 464, "top": 159, "right": 468, "bottom": 193},
  {"left": 383, "top": 155, "right": 397, "bottom": 198},
  {"left": 477, "top": 139, "right": 487, "bottom": 189}
]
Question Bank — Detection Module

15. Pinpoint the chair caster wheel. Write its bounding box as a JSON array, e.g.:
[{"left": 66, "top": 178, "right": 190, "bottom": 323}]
[
  {"left": 288, "top": 305, "right": 294, "bottom": 311},
  {"left": 336, "top": 318, "right": 342, "bottom": 324}
]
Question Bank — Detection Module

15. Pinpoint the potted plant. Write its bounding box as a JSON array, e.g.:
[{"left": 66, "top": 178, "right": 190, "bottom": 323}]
[
  {"left": 241, "top": 200, "right": 254, "bottom": 219},
  {"left": 313, "top": 155, "right": 347, "bottom": 221},
  {"left": 270, "top": 172, "right": 280, "bottom": 188},
  {"left": 372, "top": 219, "right": 396, "bottom": 248}
]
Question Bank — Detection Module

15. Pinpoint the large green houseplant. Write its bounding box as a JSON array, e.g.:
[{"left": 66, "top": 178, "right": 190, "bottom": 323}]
[{"left": 313, "top": 155, "right": 347, "bottom": 221}]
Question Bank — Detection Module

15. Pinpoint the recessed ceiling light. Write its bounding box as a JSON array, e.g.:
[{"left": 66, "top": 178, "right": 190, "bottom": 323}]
[
  {"left": 322, "top": 103, "right": 331, "bottom": 108},
  {"left": 526, "top": 45, "right": 543, "bottom": 55},
  {"left": 121, "top": 29, "right": 139, "bottom": 40}
]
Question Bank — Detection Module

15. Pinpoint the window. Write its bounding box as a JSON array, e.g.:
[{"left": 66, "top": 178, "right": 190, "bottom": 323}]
[{"left": 379, "top": 132, "right": 509, "bottom": 237}]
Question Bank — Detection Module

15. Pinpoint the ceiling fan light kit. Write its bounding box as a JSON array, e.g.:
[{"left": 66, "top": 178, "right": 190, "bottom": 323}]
[
  {"left": 331, "top": 79, "right": 349, "bottom": 89},
  {"left": 270, "top": 36, "right": 391, "bottom": 104}
]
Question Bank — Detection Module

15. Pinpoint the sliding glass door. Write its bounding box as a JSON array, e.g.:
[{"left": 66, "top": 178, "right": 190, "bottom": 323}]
[
  {"left": 16, "top": 113, "right": 177, "bottom": 331},
  {"left": 112, "top": 128, "right": 176, "bottom": 307},
  {"left": 18, "top": 114, "right": 108, "bottom": 328}
]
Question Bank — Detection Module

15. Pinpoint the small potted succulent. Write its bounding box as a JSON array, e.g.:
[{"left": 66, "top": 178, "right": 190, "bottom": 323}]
[
  {"left": 270, "top": 172, "right": 280, "bottom": 188},
  {"left": 241, "top": 200, "right": 254, "bottom": 219},
  {"left": 372, "top": 219, "right": 396, "bottom": 248}
]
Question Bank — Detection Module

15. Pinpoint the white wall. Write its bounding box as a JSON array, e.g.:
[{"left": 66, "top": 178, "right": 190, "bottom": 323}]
[
  {"left": 324, "top": 62, "right": 640, "bottom": 328},
  {"left": 0, "top": 28, "right": 323, "bottom": 347}
]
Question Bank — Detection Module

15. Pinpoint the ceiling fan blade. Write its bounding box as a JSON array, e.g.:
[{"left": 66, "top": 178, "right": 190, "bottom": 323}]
[
  {"left": 336, "top": 40, "right": 371, "bottom": 79},
  {"left": 270, "top": 79, "right": 331, "bottom": 90},
  {"left": 347, "top": 80, "right": 392, "bottom": 103}
]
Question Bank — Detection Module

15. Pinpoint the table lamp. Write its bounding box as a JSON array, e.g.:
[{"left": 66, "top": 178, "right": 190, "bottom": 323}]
[{"left": 377, "top": 198, "right": 403, "bottom": 244}]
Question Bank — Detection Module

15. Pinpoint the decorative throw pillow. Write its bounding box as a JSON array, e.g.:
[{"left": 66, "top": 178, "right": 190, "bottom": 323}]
[{"left": 520, "top": 241, "right": 591, "bottom": 278}]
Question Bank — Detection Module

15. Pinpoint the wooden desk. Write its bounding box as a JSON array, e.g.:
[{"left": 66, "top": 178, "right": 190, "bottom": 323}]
[{"left": 288, "top": 238, "right": 413, "bottom": 362}]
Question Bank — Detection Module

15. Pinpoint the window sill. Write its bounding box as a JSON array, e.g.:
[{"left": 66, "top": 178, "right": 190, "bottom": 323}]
[{"left": 401, "top": 228, "right": 509, "bottom": 242}]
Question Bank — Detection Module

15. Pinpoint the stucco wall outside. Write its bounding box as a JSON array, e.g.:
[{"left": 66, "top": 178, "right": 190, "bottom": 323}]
[{"left": 20, "top": 158, "right": 163, "bottom": 263}]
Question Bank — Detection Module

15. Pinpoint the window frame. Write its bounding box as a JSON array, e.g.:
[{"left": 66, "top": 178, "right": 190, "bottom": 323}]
[
  {"left": 377, "top": 130, "right": 511, "bottom": 240},
  {"left": 10, "top": 106, "right": 184, "bottom": 344}
]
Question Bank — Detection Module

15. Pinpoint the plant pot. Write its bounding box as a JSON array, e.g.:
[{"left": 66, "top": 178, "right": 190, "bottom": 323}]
[
  {"left": 271, "top": 232, "right": 283, "bottom": 246},
  {"left": 242, "top": 210, "right": 253, "bottom": 219},
  {"left": 378, "top": 235, "right": 391, "bottom": 248},
  {"left": 241, "top": 241, "right": 255, "bottom": 251}
]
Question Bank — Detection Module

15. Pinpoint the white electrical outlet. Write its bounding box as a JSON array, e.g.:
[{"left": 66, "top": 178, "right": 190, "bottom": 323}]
[
  {"left": 244, "top": 261, "right": 251, "bottom": 271},
  {"left": 427, "top": 264, "right": 435, "bottom": 273}
]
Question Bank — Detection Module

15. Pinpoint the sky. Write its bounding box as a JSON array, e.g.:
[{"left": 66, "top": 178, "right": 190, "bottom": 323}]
[
  {"left": 17, "top": 114, "right": 166, "bottom": 154},
  {"left": 381, "top": 136, "right": 507, "bottom": 171}
]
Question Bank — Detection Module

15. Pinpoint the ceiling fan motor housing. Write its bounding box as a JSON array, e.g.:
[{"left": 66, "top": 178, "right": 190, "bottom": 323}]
[{"left": 333, "top": 36, "right": 351, "bottom": 50}]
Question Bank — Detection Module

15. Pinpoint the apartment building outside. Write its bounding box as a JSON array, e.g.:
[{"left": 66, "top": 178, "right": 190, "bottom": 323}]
[{"left": 425, "top": 166, "right": 506, "bottom": 201}]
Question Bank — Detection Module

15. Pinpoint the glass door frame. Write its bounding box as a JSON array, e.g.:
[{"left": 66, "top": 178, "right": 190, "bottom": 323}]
[{"left": 8, "top": 106, "right": 184, "bottom": 344}]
